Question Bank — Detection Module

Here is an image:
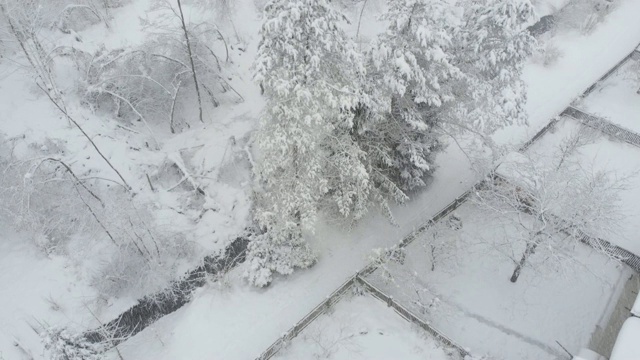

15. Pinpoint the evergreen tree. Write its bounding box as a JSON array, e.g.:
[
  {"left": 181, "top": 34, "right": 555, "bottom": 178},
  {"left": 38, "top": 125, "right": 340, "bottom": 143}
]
[
  {"left": 247, "top": 0, "right": 371, "bottom": 286},
  {"left": 361, "top": 0, "right": 536, "bottom": 192},
  {"left": 364, "top": 0, "right": 461, "bottom": 191}
]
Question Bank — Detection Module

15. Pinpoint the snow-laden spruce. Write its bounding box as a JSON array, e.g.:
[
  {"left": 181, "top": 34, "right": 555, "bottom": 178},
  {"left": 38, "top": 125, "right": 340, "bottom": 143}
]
[
  {"left": 247, "top": 0, "right": 375, "bottom": 286},
  {"left": 452, "top": 0, "right": 537, "bottom": 134},
  {"left": 364, "top": 0, "right": 461, "bottom": 191},
  {"left": 361, "top": 0, "right": 536, "bottom": 192},
  {"left": 246, "top": 0, "right": 538, "bottom": 286}
]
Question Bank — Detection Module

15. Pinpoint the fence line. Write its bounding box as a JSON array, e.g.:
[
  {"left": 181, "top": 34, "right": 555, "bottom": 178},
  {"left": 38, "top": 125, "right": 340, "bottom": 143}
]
[
  {"left": 255, "top": 275, "right": 358, "bottom": 360},
  {"left": 583, "top": 45, "right": 640, "bottom": 96},
  {"left": 355, "top": 276, "right": 470, "bottom": 357},
  {"left": 255, "top": 274, "right": 471, "bottom": 360},
  {"left": 562, "top": 107, "right": 640, "bottom": 148}
]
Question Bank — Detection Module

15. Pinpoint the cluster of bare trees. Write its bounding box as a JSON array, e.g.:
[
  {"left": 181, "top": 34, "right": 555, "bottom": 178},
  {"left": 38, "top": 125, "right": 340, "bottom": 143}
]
[
  {"left": 473, "top": 126, "right": 631, "bottom": 283},
  {"left": 77, "top": 0, "right": 242, "bottom": 137},
  {"left": 0, "top": 0, "right": 242, "bottom": 300}
]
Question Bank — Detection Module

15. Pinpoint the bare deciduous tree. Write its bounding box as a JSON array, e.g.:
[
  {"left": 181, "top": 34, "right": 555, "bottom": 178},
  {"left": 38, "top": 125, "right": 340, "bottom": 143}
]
[{"left": 473, "top": 128, "right": 630, "bottom": 283}]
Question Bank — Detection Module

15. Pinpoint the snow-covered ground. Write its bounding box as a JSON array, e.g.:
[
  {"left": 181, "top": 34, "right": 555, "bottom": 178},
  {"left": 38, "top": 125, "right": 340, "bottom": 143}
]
[
  {"left": 0, "top": 0, "right": 258, "bottom": 357},
  {"left": 610, "top": 317, "right": 640, "bottom": 360},
  {"left": 0, "top": 226, "right": 95, "bottom": 360},
  {"left": 272, "top": 294, "right": 462, "bottom": 360},
  {"left": 577, "top": 56, "right": 640, "bottom": 134},
  {"left": 365, "top": 203, "right": 631, "bottom": 360},
  {"left": 2, "top": 0, "right": 640, "bottom": 359}
]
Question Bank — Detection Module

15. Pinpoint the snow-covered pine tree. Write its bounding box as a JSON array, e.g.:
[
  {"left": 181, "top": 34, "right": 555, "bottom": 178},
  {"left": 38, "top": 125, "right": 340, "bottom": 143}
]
[
  {"left": 450, "top": 0, "right": 537, "bottom": 135},
  {"left": 247, "top": 0, "right": 372, "bottom": 286},
  {"left": 363, "top": 0, "right": 462, "bottom": 192}
]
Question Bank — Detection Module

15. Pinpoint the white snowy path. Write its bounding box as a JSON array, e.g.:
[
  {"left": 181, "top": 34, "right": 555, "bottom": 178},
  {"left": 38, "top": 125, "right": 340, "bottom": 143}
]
[{"left": 114, "top": 2, "right": 640, "bottom": 359}]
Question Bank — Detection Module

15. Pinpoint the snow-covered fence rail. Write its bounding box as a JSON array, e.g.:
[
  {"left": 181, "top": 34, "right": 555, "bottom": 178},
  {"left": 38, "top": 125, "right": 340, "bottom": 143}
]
[
  {"left": 256, "top": 275, "right": 358, "bottom": 360},
  {"left": 355, "top": 276, "right": 470, "bottom": 357},
  {"left": 566, "top": 222, "right": 640, "bottom": 273},
  {"left": 547, "top": 212, "right": 640, "bottom": 272},
  {"left": 583, "top": 45, "right": 640, "bottom": 96},
  {"left": 519, "top": 117, "right": 561, "bottom": 152},
  {"left": 255, "top": 274, "right": 470, "bottom": 360},
  {"left": 562, "top": 107, "right": 640, "bottom": 148}
]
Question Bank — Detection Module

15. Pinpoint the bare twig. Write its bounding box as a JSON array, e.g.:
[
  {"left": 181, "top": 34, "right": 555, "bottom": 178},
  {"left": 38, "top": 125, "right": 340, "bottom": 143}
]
[{"left": 176, "top": 0, "right": 204, "bottom": 123}]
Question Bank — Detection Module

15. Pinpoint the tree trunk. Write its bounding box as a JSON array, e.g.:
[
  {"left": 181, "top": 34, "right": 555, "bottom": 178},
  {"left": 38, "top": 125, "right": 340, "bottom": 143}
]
[
  {"left": 510, "top": 242, "right": 538, "bottom": 283},
  {"left": 176, "top": 0, "right": 204, "bottom": 123}
]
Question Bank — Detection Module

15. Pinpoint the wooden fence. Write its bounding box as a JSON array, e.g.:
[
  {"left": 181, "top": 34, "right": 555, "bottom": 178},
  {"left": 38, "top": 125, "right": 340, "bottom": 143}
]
[
  {"left": 562, "top": 107, "right": 640, "bottom": 148},
  {"left": 583, "top": 46, "right": 640, "bottom": 96},
  {"left": 355, "top": 276, "right": 470, "bottom": 357},
  {"left": 255, "top": 276, "right": 358, "bottom": 360},
  {"left": 255, "top": 274, "right": 469, "bottom": 360}
]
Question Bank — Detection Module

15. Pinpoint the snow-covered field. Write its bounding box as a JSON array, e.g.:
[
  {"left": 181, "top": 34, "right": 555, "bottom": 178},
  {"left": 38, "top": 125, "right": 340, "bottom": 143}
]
[
  {"left": 577, "top": 56, "right": 640, "bottom": 134},
  {"left": 272, "top": 294, "right": 462, "bottom": 360},
  {"left": 1, "top": 0, "right": 640, "bottom": 359},
  {"left": 365, "top": 202, "right": 631, "bottom": 360}
]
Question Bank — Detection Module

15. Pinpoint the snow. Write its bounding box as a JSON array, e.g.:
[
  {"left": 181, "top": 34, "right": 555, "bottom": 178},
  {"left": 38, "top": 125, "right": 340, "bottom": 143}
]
[
  {"left": 102, "top": 0, "right": 640, "bottom": 359},
  {"left": 272, "top": 294, "right": 461, "bottom": 360},
  {"left": 1, "top": 0, "right": 640, "bottom": 358},
  {"left": 364, "top": 203, "right": 630, "bottom": 360},
  {"left": 107, "top": 147, "right": 478, "bottom": 359},
  {"left": 524, "top": 118, "right": 640, "bottom": 256},
  {"left": 531, "top": 0, "right": 572, "bottom": 17},
  {"left": 577, "top": 57, "right": 640, "bottom": 134},
  {"left": 631, "top": 291, "right": 640, "bottom": 317},
  {"left": 0, "top": 225, "right": 128, "bottom": 359},
  {"left": 610, "top": 317, "right": 640, "bottom": 360},
  {"left": 493, "top": 0, "right": 640, "bottom": 147},
  {"left": 574, "top": 348, "right": 608, "bottom": 360},
  {"left": 0, "top": 0, "right": 257, "bottom": 356}
]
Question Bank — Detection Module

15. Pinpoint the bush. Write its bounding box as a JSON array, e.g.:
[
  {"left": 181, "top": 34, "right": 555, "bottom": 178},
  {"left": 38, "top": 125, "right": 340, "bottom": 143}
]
[{"left": 42, "top": 327, "right": 105, "bottom": 360}]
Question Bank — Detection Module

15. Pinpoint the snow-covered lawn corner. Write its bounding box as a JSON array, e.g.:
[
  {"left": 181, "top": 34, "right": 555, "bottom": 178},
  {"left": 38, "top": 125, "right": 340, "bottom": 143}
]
[
  {"left": 610, "top": 317, "right": 640, "bottom": 360},
  {"left": 272, "top": 293, "right": 463, "bottom": 360},
  {"left": 364, "top": 202, "right": 630, "bottom": 360}
]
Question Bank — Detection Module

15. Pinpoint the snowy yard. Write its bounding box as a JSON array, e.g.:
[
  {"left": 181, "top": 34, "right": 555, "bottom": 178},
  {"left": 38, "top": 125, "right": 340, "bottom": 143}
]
[
  {"left": 271, "top": 294, "right": 462, "bottom": 360},
  {"left": 577, "top": 55, "right": 640, "bottom": 134},
  {"left": 364, "top": 203, "right": 631, "bottom": 360},
  {"left": 1, "top": 0, "right": 640, "bottom": 359}
]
